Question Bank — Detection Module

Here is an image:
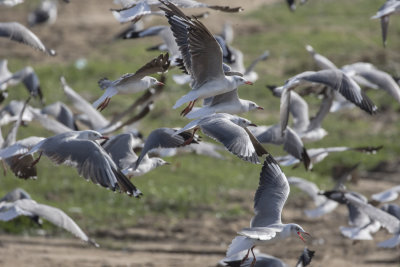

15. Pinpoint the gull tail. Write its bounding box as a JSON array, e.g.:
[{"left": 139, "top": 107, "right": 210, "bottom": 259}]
[
  {"left": 226, "top": 236, "right": 255, "bottom": 258},
  {"left": 92, "top": 87, "right": 118, "bottom": 109},
  {"left": 173, "top": 91, "right": 199, "bottom": 109}
]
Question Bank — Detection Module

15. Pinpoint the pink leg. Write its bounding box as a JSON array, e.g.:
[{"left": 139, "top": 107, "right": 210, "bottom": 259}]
[
  {"left": 30, "top": 152, "right": 43, "bottom": 167},
  {"left": 250, "top": 246, "right": 256, "bottom": 267},
  {"left": 183, "top": 128, "right": 198, "bottom": 146},
  {"left": 241, "top": 248, "right": 251, "bottom": 264}
]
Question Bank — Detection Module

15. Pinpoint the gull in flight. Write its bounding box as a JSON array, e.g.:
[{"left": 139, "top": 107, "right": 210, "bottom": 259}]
[
  {"left": 22, "top": 130, "right": 142, "bottom": 197},
  {"left": 92, "top": 53, "right": 169, "bottom": 111},
  {"left": 160, "top": 1, "right": 253, "bottom": 116},
  {"left": 226, "top": 155, "right": 309, "bottom": 266}
]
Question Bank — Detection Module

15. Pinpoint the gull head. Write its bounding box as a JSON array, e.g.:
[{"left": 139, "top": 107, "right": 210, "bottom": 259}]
[
  {"left": 77, "top": 130, "right": 109, "bottom": 141},
  {"left": 245, "top": 100, "right": 264, "bottom": 112},
  {"left": 231, "top": 116, "right": 257, "bottom": 127},
  {"left": 289, "top": 224, "right": 310, "bottom": 243},
  {"left": 152, "top": 157, "right": 170, "bottom": 167},
  {"left": 147, "top": 76, "right": 164, "bottom": 87},
  {"left": 233, "top": 76, "right": 253, "bottom": 86}
]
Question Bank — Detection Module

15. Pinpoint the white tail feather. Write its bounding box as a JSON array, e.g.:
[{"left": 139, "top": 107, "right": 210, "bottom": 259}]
[
  {"left": 226, "top": 236, "right": 255, "bottom": 258},
  {"left": 92, "top": 87, "right": 118, "bottom": 108},
  {"left": 173, "top": 91, "right": 199, "bottom": 109}
]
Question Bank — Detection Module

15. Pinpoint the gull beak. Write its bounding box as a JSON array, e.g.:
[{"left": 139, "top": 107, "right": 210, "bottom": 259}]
[
  {"left": 165, "top": 162, "right": 171, "bottom": 165},
  {"left": 157, "top": 82, "right": 165, "bottom": 86},
  {"left": 100, "top": 136, "right": 109, "bottom": 140},
  {"left": 257, "top": 106, "right": 264, "bottom": 110},
  {"left": 245, "top": 81, "right": 253, "bottom": 85},
  {"left": 297, "top": 231, "right": 311, "bottom": 243},
  {"left": 249, "top": 123, "right": 257, "bottom": 127}
]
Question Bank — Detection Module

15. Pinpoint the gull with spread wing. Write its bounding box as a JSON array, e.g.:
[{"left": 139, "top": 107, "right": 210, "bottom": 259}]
[
  {"left": 0, "top": 22, "right": 55, "bottom": 56},
  {"left": 226, "top": 155, "right": 309, "bottom": 266},
  {"left": 22, "top": 130, "right": 142, "bottom": 197},
  {"left": 92, "top": 53, "right": 169, "bottom": 111},
  {"left": 174, "top": 113, "right": 267, "bottom": 164},
  {"left": 0, "top": 198, "right": 98, "bottom": 247},
  {"left": 160, "top": 1, "right": 253, "bottom": 116}
]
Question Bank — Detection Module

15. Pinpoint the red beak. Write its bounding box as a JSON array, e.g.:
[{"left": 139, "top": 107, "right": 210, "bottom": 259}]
[
  {"left": 257, "top": 106, "right": 264, "bottom": 110},
  {"left": 249, "top": 123, "right": 257, "bottom": 127},
  {"left": 157, "top": 82, "right": 165, "bottom": 86},
  {"left": 297, "top": 231, "right": 310, "bottom": 243},
  {"left": 100, "top": 136, "right": 109, "bottom": 140},
  {"left": 245, "top": 81, "right": 253, "bottom": 85}
]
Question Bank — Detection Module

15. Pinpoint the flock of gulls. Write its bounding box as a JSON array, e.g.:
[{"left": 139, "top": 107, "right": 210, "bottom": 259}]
[{"left": 0, "top": 0, "right": 399, "bottom": 266}]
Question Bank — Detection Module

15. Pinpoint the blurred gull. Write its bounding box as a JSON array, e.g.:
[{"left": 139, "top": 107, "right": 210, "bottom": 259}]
[
  {"left": 0, "top": 22, "right": 56, "bottom": 56},
  {"left": 288, "top": 177, "right": 338, "bottom": 218},
  {"left": 372, "top": 185, "right": 400, "bottom": 203},
  {"left": 0, "top": 198, "right": 99, "bottom": 247},
  {"left": 371, "top": 0, "right": 400, "bottom": 46},
  {"left": 0, "top": 0, "right": 23, "bottom": 7},
  {"left": 28, "top": 0, "right": 58, "bottom": 27}
]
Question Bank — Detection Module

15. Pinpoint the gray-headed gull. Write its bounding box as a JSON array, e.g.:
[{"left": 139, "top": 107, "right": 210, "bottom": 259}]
[
  {"left": 174, "top": 113, "right": 268, "bottom": 164},
  {"left": 226, "top": 155, "right": 309, "bottom": 265},
  {"left": 160, "top": 1, "right": 252, "bottom": 116},
  {"left": 279, "top": 69, "right": 378, "bottom": 134},
  {"left": 0, "top": 198, "right": 99, "bottom": 247},
  {"left": 288, "top": 176, "right": 339, "bottom": 218},
  {"left": 185, "top": 89, "right": 263, "bottom": 119},
  {"left": 341, "top": 192, "right": 400, "bottom": 247},
  {"left": 249, "top": 125, "right": 310, "bottom": 170},
  {"left": 93, "top": 53, "right": 169, "bottom": 111},
  {"left": 133, "top": 127, "right": 199, "bottom": 169},
  {"left": 0, "top": 22, "right": 55, "bottom": 56},
  {"left": 22, "top": 130, "right": 142, "bottom": 197},
  {"left": 323, "top": 191, "right": 381, "bottom": 241},
  {"left": 102, "top": 132, "right": 170, "bottom": 177},
  {"left": 371, "top": 0, "right": 400, "bottom": 46},
  {"left": 343, "top": 63, "right": 400, "bottom": 104}
]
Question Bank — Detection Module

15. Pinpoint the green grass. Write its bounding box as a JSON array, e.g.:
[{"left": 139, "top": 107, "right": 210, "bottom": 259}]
[{"left": 1, "top": 0, "right": 400, "bottom": 238}]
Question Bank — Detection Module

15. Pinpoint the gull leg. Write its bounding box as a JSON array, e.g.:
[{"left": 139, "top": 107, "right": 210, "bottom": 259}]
[
  {"left": 96, "top": 98, "right": 107, "bottom": 110},
  {"left": 183, "top": 128, "right": 198, "bottom": 146},
  {"left": 99, "top": 97, "right": 111, "bottom": 112},
  {"left": 180, "top": 101, "right": 193, "bottom": 116},
  {"left": 30, "top": 152, "right": 43, "bottom": 167},
  {"left": 241, "top": 248, "right": 251, "bottom": 264},
  {"left": 250, "top": 246, "right": 256, "bottom": 267},
  {"left": 182, "top": 99, "right": 197, "bottom": 116}
]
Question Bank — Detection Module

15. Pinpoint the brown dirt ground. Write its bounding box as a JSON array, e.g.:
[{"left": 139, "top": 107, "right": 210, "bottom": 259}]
[
  {"left": 0, "top": 170, "right": 399, "bottom": 267},
  {"left": 0, "top": 1, "right": 399, "bottom": 266}
]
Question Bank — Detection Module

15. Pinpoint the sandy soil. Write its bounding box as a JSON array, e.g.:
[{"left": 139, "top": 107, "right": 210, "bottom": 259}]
[{"left": 0, "top": 169, "right": 399, "bottom": 267}]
